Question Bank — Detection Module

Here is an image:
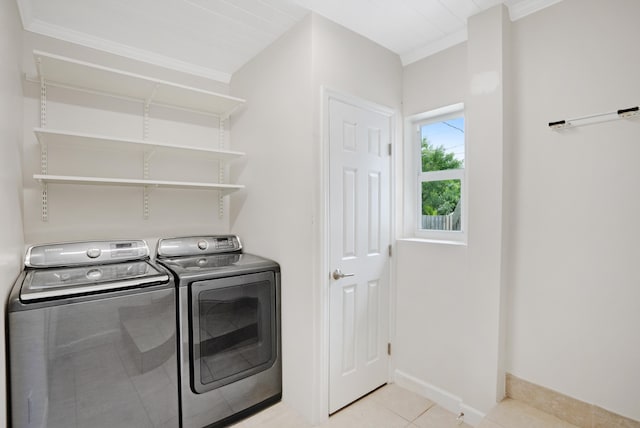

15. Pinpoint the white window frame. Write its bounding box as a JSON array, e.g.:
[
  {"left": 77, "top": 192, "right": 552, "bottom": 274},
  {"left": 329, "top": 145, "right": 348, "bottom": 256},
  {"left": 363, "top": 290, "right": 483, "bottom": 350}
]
[{"left": 404, "top": 103, "right": 467, "bottom": 244}]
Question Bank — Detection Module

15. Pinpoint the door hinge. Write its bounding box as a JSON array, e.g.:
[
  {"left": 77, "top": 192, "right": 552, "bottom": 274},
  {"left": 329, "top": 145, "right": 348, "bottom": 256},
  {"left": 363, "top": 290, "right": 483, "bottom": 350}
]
[
  {"left": 387, "top": 343, "right": 391, "bottom": 356},
  {"left": 388, "top": 143, "right": 392, "bottom": 156},
  {"left": 388, "top": 244, "right": 392, "bottom": 257}
]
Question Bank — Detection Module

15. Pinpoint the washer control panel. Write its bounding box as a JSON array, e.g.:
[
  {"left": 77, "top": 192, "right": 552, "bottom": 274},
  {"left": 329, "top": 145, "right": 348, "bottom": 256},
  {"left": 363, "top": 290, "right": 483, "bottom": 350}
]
[
  {"left": 157, "top": 235, "right": 242, "bottom": 258},
  {"left": 25, "top": 240, "right": 150, "bottom": 267}
]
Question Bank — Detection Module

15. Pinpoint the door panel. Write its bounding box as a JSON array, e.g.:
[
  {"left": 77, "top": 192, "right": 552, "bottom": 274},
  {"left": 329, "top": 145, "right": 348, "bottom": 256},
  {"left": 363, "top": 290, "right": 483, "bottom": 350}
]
[
  {"left": 368, "top": 172, "right": 381, "bottom": 254},
  {"left": 341, "top": 284, "right": 357, "bottom": 374},
  {"left": 366, "top": 280, "right": 380, "bottom": 363},
  {"left": 343, "top": 168, "right": 357, "bottom": 258},
  {"left": 328, "top": 96, "right": 391, "bottom": 414}
]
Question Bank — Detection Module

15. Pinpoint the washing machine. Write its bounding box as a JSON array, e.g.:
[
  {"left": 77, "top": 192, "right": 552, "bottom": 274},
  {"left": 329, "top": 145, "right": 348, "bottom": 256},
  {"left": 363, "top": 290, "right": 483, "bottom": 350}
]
[
  {"left": 7, "top": 240, "right": 179, "bottom": 428},
  {"left": 156, "top": 235, "right": 281, "bottom": 428}
]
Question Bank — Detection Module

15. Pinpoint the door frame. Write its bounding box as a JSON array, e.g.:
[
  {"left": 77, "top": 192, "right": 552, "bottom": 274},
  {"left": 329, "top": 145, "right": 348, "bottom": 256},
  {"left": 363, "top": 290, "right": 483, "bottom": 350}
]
[{"left": 316, "top": 87, "right": 397, "bottom": 422}]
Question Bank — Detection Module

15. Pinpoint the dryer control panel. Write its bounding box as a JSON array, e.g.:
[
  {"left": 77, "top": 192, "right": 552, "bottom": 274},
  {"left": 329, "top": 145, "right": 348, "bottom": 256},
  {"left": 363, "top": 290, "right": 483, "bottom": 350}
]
[{"left": 157, "top": 235, "right": 242, "bottom": 258}]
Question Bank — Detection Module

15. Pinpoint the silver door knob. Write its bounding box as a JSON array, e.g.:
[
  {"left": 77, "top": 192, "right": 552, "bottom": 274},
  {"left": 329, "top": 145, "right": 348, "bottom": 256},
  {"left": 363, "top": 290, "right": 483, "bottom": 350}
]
[{"left": 332, "top": 268, "right": 355, "bottom": 280}]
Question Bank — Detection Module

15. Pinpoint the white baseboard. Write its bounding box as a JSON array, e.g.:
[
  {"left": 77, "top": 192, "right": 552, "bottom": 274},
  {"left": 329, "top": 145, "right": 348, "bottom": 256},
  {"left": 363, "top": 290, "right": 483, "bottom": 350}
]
[
  {"left": 394, "top": 369, "right": 485, "bottom": 427},
  {"left": 459, "top": 402, "right": 486, "bottom": 427}
]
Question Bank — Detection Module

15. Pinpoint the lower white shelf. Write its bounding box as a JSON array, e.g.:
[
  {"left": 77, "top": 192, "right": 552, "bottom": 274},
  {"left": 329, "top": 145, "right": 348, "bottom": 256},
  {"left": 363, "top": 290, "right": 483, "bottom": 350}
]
[{"left": 34, "top": 174, "right": 245, "bottom": 195}]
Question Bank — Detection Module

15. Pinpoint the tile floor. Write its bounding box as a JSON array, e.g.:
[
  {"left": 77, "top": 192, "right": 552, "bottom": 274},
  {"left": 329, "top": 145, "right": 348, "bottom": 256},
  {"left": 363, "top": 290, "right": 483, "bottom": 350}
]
[
  {"left": 232, "top": 384, "right": 471, "bottom": 428},
  {"left": 233, "top": 384, "right": 583, "bottom": 428},
  {"left": 479, "top": 398, "right": 579, "bottom": 428}
]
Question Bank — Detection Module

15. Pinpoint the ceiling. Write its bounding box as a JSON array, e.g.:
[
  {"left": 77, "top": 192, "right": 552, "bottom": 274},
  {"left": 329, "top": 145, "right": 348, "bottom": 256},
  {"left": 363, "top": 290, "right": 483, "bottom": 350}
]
[{"left": 16, "top": 0, "right": 561, "bottom": 83}]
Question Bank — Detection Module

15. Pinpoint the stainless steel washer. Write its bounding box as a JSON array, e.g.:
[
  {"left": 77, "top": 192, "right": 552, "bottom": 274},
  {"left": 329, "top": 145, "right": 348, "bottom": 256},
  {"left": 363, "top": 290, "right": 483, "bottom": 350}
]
[
  {"left": 7, "top": 240, "right": 179, "bottom": 428},
  {"left": 156, "top": 235, "right": 281, "bottom": 428}
]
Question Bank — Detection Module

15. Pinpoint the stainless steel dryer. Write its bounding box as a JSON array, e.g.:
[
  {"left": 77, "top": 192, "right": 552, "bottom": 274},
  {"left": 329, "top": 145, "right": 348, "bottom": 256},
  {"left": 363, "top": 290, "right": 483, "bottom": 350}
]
[
  {"left": 156, "top": 235, "right": 281, "bottom": 428},
  {"left": 7, "top": 240, "right": 179, "bottom": 428}
]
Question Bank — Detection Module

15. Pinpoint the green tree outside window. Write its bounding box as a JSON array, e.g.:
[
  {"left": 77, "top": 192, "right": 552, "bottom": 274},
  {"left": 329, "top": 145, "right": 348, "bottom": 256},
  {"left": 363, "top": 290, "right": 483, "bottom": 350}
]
[{"left": 421, "top": 139, "right": 463, "bottom": 216}]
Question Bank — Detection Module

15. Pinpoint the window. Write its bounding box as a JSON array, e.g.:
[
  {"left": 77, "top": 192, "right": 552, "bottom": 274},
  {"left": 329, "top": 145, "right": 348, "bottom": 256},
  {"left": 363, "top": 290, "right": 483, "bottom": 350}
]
[{"left": 406, "top": 104, "right": 466, "bottom": 242}]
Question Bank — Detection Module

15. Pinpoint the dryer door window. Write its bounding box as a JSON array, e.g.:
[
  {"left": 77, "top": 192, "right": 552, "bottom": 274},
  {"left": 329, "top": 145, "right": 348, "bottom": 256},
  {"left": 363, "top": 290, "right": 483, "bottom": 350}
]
[{"left": 190, "top": 271, "right": 276, "bottom": 393}]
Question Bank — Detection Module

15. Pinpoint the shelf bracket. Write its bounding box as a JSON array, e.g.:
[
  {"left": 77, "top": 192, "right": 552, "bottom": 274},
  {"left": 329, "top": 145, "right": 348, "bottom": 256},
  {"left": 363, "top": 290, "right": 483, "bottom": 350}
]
[
  {"left": 143, "top": 185, "right": 156, "bottom": 219},
  {"left": 40, "top": 181, "right": 48, "bottom": 222},
  {"left": 218, "top": 117, "right": 226, "bottom": 218},
  {"left": 39, "top": 61, "right": 49, "bottom": 222},
  {"left": 143, "top": 149, "right": 155, "bottom": 219},
  {"left": 39, "top": 150, "right": 48, "bottom": 221},
  {"left": 141, "top": 87, "right": 157, "bottom": 220},
  {"left": 143, "top": 95, "right": 155, "bottom": 140},
  {"left": 145, "top": 84, "right": 159, "bottom": 109},
  {"left": 143, "top": 149, "right": 156, "bottom": 164}
]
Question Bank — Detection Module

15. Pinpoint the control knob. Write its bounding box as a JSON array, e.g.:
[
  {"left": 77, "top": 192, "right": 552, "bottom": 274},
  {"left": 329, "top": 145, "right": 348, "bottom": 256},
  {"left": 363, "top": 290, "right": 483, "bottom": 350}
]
[{"left": 86, "top": 248, "right": 101, "bottom": 258}]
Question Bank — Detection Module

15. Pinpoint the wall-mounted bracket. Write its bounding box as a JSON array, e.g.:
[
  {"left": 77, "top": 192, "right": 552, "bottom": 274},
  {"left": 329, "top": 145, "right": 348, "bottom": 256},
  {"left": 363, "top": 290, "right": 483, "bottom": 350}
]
[
  {"left": 39, "top": 85, "right": 47, "bottom": 127},
  {"left": 143, "top": 185, "right": 157, "bottom": 219},
  {"left": 142, "top": 149, "right": 156, "bottom": 219},
  {"left": 143, "top": 149, "right": 156, "bottom": 164},
  {"left": 146, "top": 84, "right": 159, "bottom": 107},
  {"left": 218, "top": 165, "right": 225, "bottom": 218},
  {"left": 549, "top": 105, "right": 639, "bottom": 130},
  {"left": 218, "top": 117, "right": 226, "bottom": 218},
  {"left": 41, "top": 183, "right": 49, "bottom": 222},
  {"left": 143, "top": 85, "right": 159, "bottom": 140},
  {"left": 39, "top": 62, "right": 49, "bottom": 221},
  {"left": 40, "top": 142, "right": 48, "bottom": 221},
  {"left": 143, "top": 104, "right": 151, "bottom": 141},
  {"left": 141, "top": 87, "right": 159, "bottom": 220}
]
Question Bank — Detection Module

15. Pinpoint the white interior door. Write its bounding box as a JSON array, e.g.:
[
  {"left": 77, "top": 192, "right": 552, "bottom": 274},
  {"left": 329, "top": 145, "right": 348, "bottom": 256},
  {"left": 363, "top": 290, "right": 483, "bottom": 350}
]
[{"left": 328, "top": 94, "right": 391, "bottom": 414}]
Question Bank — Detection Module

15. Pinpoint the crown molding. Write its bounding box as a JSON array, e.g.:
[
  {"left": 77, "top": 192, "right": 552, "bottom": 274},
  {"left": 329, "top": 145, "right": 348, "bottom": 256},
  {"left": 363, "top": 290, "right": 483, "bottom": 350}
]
[
  {"left": 400, "top": 0, "right": 563, "bottom": 67},
  {"left": 24, "top": 18, "right": 232, "bottom": 84},
  {"left": 17, "top": 0, "right": 563, "bottom": 78},
  {"left": 15, "top": 0, "right": 33, "bottom": 30}
]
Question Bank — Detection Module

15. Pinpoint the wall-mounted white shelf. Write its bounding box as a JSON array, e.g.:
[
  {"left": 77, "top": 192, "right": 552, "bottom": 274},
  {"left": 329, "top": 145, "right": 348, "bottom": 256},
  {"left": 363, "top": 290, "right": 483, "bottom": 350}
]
[
  {"left": 32, "top": 50, "right": 245, "bottom": 117},
  {"left": 34, "top": 128, "right": 246, "bottom": 161},
  {"left": 34, "top": 174, "right": 244, "bottom": 195},
  {"left": 31, "top": 50, "right": 246, "bottom": 220}
]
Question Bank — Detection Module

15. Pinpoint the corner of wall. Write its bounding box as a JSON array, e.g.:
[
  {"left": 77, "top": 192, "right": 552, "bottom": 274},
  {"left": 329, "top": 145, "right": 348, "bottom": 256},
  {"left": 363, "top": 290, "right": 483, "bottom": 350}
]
[
  {"left": 0, "top": 0, "right": 26, "bottom": 425},
  {"left": 229, "top": 14, "right": 317, "bottom": 424}
]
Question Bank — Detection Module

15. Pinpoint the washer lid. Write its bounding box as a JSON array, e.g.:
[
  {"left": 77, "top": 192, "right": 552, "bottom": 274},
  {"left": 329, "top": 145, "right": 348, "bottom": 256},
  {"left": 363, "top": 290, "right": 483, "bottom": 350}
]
[
  {"left": 20, "top": 260, "right": 169, "bottom": 302},
  {"left": 157, "top": 253, "right": 279, "bottom": 282}
]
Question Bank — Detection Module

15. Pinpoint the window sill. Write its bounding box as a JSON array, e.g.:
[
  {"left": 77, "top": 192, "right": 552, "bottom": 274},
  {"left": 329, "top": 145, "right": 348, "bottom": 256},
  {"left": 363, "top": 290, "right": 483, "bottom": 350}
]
[{"left": 397, "top": 237, "right": 468, "bottom": 247}]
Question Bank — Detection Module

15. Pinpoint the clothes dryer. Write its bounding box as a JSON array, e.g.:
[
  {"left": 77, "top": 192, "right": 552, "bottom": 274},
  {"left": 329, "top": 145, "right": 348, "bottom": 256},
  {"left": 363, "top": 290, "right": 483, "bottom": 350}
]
[{"left": 156, "top": 235, "right": 281, "bottom": 428}]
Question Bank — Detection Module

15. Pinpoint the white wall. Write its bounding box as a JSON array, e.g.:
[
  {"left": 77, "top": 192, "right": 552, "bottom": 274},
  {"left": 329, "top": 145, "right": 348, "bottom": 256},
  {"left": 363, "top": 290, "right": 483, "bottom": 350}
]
[
  {"left": 230, "top": 15, "right": 316, "bottom": 422},
  {"left": 20, "top": 33, "right": 233, "bottom": 247},
  {"left": 399, "top": 0, "right": 640, "bottom": 423},
  {"left": 507, "top": 0, "right": 640, "bottom": 421},
  {"left": 310, "top": 15, "right": 402, "bottom": 112},
  {"left": 397, "top": 38, "right": 472, "bottom": 416},
  {"left": 0, "top": 0, "right": 25, "bottom": 423},
  {"left": 395, "top": 6, "right": 510, "bottom": 421},
  {"left": 464, "top": 6, "right": 510, "bottom": 413},
  {"left": 402, "top": 43, "right": 467, "bottom": 117},
  {"left": 230, "top": 13, "right": 402, "bottom": 424}
]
